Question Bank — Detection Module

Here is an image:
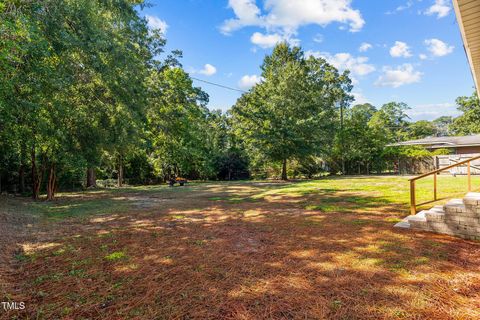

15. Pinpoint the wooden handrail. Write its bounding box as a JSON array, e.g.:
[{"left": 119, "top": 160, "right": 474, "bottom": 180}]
[
  {"left": 409, "top": 155, "right": 480, "bottom": 181},
  {"left": 409, "top": 154, "right": 480, "bottom": 215}
]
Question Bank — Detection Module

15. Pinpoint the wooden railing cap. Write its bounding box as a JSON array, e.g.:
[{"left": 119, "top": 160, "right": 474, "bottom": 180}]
[{"left": 409, "top": 155, "right": 480, "bottom": 181}]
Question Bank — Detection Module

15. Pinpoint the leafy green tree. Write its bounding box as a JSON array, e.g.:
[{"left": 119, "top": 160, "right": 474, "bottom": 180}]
[
  {"left": 432, "top": 116, "right": 453, "bottom": 137},
  {"left": 146, "top": 66, "right": 211, "bottom": 180},
  {"left": 450, "top": 92, "right": 480, "bottom": 135},
  {"left": 0, "top": 0, "right": 159, "bottom": 199},
  {"left": 208, "top": 110, "right": 249, "bottom": 180},
  {"left": 231, "top": 43, "right": 352, "bottom": 180},
  {"left": 369, "top": 102, "right": 410, "bottom": 143},
  {"left": 407, "top": 120, "right": 436, "bottom": 139},
  {"left": 337, "top": 103, "right": 381, "bottom": 173}
]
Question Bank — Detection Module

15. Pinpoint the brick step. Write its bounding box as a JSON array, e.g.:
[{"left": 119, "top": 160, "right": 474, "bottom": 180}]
[
  {"left": 444, "top": 199, "right": 480, "bottom": 218},
  {"left": 425, "top": 209, "right": 480, "bottom": 226},
  {"left": 394, "top": 191, "right": 480, "bottom": 239},
  {"left": 408, "top": 219, "right": 480, "bottom": 239},
  {"left": 394, "top": 194, "right": 480, "bottom": 239},
  {"left": 464, "top": 192, "right": 480, "bottom": 206}
]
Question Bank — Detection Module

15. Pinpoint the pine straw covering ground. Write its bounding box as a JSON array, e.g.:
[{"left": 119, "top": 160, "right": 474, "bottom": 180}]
[{"left": 2, "top": 179, "right": 480, "bottom": 319}]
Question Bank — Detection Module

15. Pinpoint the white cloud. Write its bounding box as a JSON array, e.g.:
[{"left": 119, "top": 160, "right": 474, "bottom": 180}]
[
  {"left": 425, "top": 0, "right": 451, "bottom": 18},
  {"left": 359, "top": 42, "right": 372, "bottom": 52},
  {"left": 146, "top": 15, "right": 168, "bottom": 34},
  {"left": 352, "top": 91, "right": 370, "bottom": 105},
  {"left": 389, "top": 41, "right": 412, "bottom": 58},
  {"left": 386, "top": 1, "right": 413, "bottom": 15},
  {"left": 424, "top": 38, "right": 454, "bottom": 57},
  {"left": 221, "top": 0, "right": 365, "bottom": 40},
  {"left": 221, "top": 0, "right": 262, "bottom": 34},
  {"left": 306, "top": 51, "right": 376, "bottom": 77},
  {"left": 238, "top": 74, "right": 263, "bottom": 89},
  {"left": 419, "top": 53, "right": 428, "bottom": 60},
  {"left": 407, "top": 103, "right": 459, "bottom": 121},
  {"left": 197, "top": 64, "right": 217, "bottom": 76},
  {"left": 306, "top": 51, "right": 375, "bottom": 85},
  {"left": 375, "top": 64, "right": 422, "bottom": 88},
  {"left": 313, "top": 33, "right": 324, "bottom": 43},
  {"left": 250, "top": 32, "right": 283, "bottom": 48}
]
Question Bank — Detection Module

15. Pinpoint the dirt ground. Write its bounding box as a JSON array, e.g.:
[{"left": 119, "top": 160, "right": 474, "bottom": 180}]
[{"left": 1, "top": 179, "right": 480, "bottom": 319}]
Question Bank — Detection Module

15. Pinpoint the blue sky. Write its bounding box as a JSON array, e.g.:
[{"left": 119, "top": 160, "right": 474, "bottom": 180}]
[{"left": 140, "top": 0, "right": 476, "bottom": 121}]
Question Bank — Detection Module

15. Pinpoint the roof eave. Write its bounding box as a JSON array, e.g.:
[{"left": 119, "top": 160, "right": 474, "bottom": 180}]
[{"left": 453, "top": 0, "right": 480, "bottom": 98}]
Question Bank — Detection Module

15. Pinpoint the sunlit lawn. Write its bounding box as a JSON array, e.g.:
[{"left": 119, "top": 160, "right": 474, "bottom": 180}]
[
  {"left": 2, "top": 175, "right": 480, "bottom": 319},
  {"left": 13, "top": 174, "right": 480, "bottom": 220}
]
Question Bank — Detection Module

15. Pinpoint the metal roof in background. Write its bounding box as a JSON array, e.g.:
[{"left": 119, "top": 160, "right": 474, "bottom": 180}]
[
  {"left": 453, "top": 0, "right": 480, "bottom": 97},
  {"left": 390, "top": 134, "right": 480, "bottom": 148}
]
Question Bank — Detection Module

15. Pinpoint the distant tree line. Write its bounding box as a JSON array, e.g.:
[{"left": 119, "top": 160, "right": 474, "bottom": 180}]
[{"left": 1, "top": 1, "right": 479, "bottom": 198}]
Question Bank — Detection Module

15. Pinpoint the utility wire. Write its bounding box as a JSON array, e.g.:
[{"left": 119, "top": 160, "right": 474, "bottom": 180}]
[{"left": 190, "top": 76, "right": 247, "bottom": 93}]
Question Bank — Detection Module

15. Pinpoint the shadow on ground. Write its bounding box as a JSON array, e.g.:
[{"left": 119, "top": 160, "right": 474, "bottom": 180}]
[{"left": 1, "top": 178, "right": 480, "bottom": 319}]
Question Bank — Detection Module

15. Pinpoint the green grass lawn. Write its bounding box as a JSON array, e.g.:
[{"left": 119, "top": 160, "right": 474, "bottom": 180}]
[{"left": 8, "top": 174, "right": 480, "bottom": 222}]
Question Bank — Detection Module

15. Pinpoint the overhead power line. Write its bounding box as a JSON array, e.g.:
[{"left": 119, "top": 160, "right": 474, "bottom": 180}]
[{"left": 190, "top": 76, "right": 247, "bottom": 93}]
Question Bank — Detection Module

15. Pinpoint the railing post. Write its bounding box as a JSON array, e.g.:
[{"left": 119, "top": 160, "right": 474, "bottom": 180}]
[
  {"left": 410, "top": 180, "right": 416, "bottom": 215},
  {"left": 433, "top": 173, "right": 437, "bottom": 201},
  {"left": 468, "top": 161, "right": 471, "bottom": 192}
]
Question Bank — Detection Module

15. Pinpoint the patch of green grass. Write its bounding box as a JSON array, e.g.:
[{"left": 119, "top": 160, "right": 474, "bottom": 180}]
[
  {"left": 72, "top": 258, "right": 92, "bottom": 267},
  {"left": 52, "top": 248, "right": 66, "bottom": 256},
  {"left": 341, "top": 219, "right": 370, "bottom": 226},
  {"left": 384, "top": 217, "right": 402, "bottom": 223},
  {"left": 98, "top": 232, "right": 115, "bottom": 238},
  {"left": 305, "top": 204, "right": 343, "bottom": 212},
  {"left": 208, "top": 196, "right": 257, "bottom": 203},
  {"left": 255, "top": 175, "right": 480, "bottom": 213},
  {"left": 28, "top": 198, "right": 131, "bottom": 220},
  {"left": 105, "top": 251, "right": 127, "bottom": 261},
  {"left": 413, "top": 256, "right": 430, "bottom": 265},
  {"left": 34, "top": 272, "right": 64, "bottom": 285},
  {"left": 388, "top": 261, "right": 407, "bottom": 272},
  {"left": 300, "top": 218, "right": 323, "bottom": 226},
  {"left": 193, "top": 240, "right": 206, "bottom": 246},
  {"left": 34, "top": 275, "right": 50, "bottom": 285},
  {"left": 14, "top": 253, "right": 30, "bottom": 262},
  {"left": 423, "top": 239, "right": 442, "bottom": 247},
  {"left": 331, "top": 299, "right": 342, "bottom": 310},
  {"left": 68, "top": 269, "right": 86, "bottom": 277}
]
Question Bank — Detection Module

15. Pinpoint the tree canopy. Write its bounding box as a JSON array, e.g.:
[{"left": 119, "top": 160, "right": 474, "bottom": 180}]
[
  {"left": 231, "top": 43, "right": 352, "bottom": 180},
  {"left": 1, "top": 4, "right": 479, "bottom": 196}
]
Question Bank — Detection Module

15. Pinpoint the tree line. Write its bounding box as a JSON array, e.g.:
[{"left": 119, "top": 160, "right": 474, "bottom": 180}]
[{"left": 1, "top": 1, "right": 479, "bottom": 199}]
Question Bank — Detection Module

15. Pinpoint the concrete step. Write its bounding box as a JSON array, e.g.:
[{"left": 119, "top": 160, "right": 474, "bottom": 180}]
[
  {"left": 393, "top": 220, "right": 410, "bottom": 229},
  {"left": 444, "top": 200, "right": 479, "bottom": 218},
  {"left": 395, "top": 192, "right": 480, "bottom": 239},
  {"left": 429, "top": 205, "right": 445, "bottom": 213},
  {"left": 394, "top": 211, "right": 425, "bottom": 229},
  {"left": 406, "top": 211, "right": 430, "bottom": 230},
  {"left": 425, "top": 209, "right": 445, "bottom": 222},
  {"left": 407, "top": 210, "right": 427, "bottom": 222},
  {"left": 444, "top": 199, "right": 466, "bottom": 212},
  {"left": 463, "top": 192, "right": 480, "bottom": 206}
]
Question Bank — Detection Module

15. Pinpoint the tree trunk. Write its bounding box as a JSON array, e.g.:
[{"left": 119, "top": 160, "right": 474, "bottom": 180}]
[
  {"left": 86, "top": 168, "right": 96, "bottom": 188},
  {"left": 281, "top": 159, "right": 288, "bottom": 181},
  {"left": 117, "top": 157, "right": 123, "bottom": 187},
  {"left": 46, "top": 163, "right": 56, "bottom": 201},
  {"left": 19, "top": 164, "right": 25, "bottom": 194},
  {"left": 31, "top": 147, "right": 39, "bottom": 200}
]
